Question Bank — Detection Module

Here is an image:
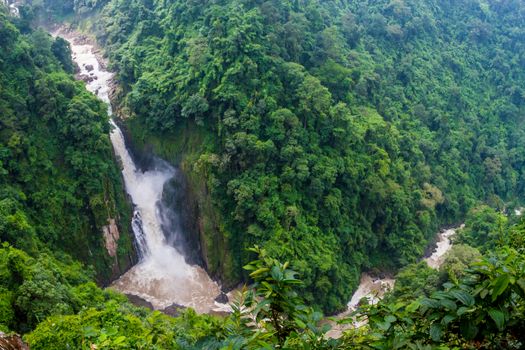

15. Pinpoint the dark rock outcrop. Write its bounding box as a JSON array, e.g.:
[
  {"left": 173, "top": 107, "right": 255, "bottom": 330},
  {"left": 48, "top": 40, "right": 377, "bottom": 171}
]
[
  {"left": 125, "top": 294, "right": 154, "bottom": 309},
  {"left": 160, "top": 304, "right": 186, "bottom": 317},
  {"left": 214, "top": 292, "right": 228, "bottom": 304}
]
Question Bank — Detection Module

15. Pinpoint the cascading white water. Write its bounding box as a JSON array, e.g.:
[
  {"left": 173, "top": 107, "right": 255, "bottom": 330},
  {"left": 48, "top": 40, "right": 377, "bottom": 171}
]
[
  {"left": 57, "top": 30, "right": 226, "bottom": 313},
  {"left": 2, "top": 0, "right": 19, "bottom": 16},
  {"left": 9, "top": 3, "right": 18, "bottom": 16}
]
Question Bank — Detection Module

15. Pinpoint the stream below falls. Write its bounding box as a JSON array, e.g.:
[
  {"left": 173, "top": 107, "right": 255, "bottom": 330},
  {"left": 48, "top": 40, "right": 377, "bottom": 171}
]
[{"left": 325, "top": 224, "right": 464, "bottom": 338}]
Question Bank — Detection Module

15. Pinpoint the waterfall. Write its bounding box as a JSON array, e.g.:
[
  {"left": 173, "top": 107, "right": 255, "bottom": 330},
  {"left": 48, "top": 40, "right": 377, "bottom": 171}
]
[
  {"left": 9, "top": 3, "right": 18, "bottom": 16},
  {"left": 59, "top": 31, "right": 226, "bottom": 313}
]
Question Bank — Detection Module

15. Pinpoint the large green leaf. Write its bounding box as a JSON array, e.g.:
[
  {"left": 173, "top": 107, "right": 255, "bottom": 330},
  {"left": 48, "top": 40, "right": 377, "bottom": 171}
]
[
  {"left": 420, "top": 298, "right": 440, "bottom": 309},
  {"left": 441, "top": 314, "right": 456, "bottom": 325},
  {"left": 432, "top": 291, "right": 451, "bottom": 300},
  {"left": 406, "top": 300, "right": 420, "bottom": 313},
  {"left": 376, "top": 320, "right": 392, "bottom": 331},
  {"left": 270, "top": 265, "right": 283, "bottom": 281},
  {"left": 439, "top": 298, "right": 457, "bottom": 311},
  {"left": 385, "top": 315, "right": 397, "bottom": 323},
  {"left": 488, "top": 308, "right": 505, "bottom": 331},
  {"left": 450, "top": 290, "right": 474, "bottom": 307},
  {"left": 249, "top": 267, "right": 269, "bottom": 277},
  {"left": 430, "top": 323, "right": 442, "bottom": 342},
  {"left": 491, "top": 274, "right": 511, "bottom": 301},
  {"left": 456, "top": 306, "right": 474, "bottom": 316}
]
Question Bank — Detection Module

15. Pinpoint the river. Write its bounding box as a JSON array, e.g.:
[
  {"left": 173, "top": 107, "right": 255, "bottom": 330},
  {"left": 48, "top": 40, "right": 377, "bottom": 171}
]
[
  {"left": 325, "top": 224, "right": 463, "bottom": 338},
  {"left": 55, "top": 28, "right": 228, "bottom": 313}
]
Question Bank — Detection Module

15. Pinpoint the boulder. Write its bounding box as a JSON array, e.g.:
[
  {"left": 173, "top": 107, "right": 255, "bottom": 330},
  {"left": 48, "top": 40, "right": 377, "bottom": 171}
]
[
  {"left": 79, "top": 74, "right": 95, "bottom": 83},
  {"left": 214, "top": 292, "right": 229, "bottom": 304},
  {"left": 160, "top": 303, "right": 185, "bottom": 317}
]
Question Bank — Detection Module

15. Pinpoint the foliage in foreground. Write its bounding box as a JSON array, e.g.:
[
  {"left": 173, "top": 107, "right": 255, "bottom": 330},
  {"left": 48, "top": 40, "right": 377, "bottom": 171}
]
[
  {"left": 2, "top": 201, "right": 525, "bottom": 348},
  {"left": 21, "top": 227, "right": 525, "bottom": 349},
  {"left": 344, "top": 247, "right": 525, "bottom": 349}
]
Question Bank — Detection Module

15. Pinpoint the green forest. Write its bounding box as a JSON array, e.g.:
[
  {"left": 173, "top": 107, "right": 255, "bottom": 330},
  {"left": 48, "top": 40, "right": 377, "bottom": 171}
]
[
  {"left": 1, "top": 0, "right": 525, "bottom": 348},
  {"left": 88, "top": 0, "right": 525, "bottom": 313}
]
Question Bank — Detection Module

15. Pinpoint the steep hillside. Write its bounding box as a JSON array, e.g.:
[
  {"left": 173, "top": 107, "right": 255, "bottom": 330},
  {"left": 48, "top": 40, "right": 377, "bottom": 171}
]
[
  {"left": 66, "top": 0, "right": 525, "bottom": 313},
  {"left": 1, "top": 0, "right": 524, "bottom": 348},
  {"left": 0, "top": 5, "right": 222, "bottom": 343},
  {"left": 0, "top": 7, "right": 134, "bottom": 288}
]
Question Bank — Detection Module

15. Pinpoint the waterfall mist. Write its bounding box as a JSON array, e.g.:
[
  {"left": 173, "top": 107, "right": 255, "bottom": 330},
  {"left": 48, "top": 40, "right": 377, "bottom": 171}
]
[{"left": 159, "top": 172, "right": 203, "bottom": 266}]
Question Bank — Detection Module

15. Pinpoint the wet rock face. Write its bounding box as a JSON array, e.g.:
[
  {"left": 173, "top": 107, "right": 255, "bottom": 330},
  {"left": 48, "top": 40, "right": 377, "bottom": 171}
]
[
  {"left": 0, "top": 332, "right": 29, "bottom": 350},
  {"left": 102, "top": 218, "right": 120, "bottom": 257},
  {"left": 160, "top": 173, "right": 203, "bottom": 266},
  {"left": 85, "top": 64, "right": 94, "bottom": 71}
]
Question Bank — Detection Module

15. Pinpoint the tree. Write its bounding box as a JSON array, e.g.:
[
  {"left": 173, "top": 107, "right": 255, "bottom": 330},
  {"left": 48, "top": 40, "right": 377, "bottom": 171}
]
[
  {"left": 456, "top": 205, "right": 508, "bottom": 251},
  {"left": 51, "top": 37, "right": 74, "bottom": 73}
]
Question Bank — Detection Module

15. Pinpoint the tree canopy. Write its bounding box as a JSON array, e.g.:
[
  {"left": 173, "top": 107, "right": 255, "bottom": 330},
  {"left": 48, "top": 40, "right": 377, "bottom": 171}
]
[{"left": 75, "top": 0, "right": 525, "bottom": 313}]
